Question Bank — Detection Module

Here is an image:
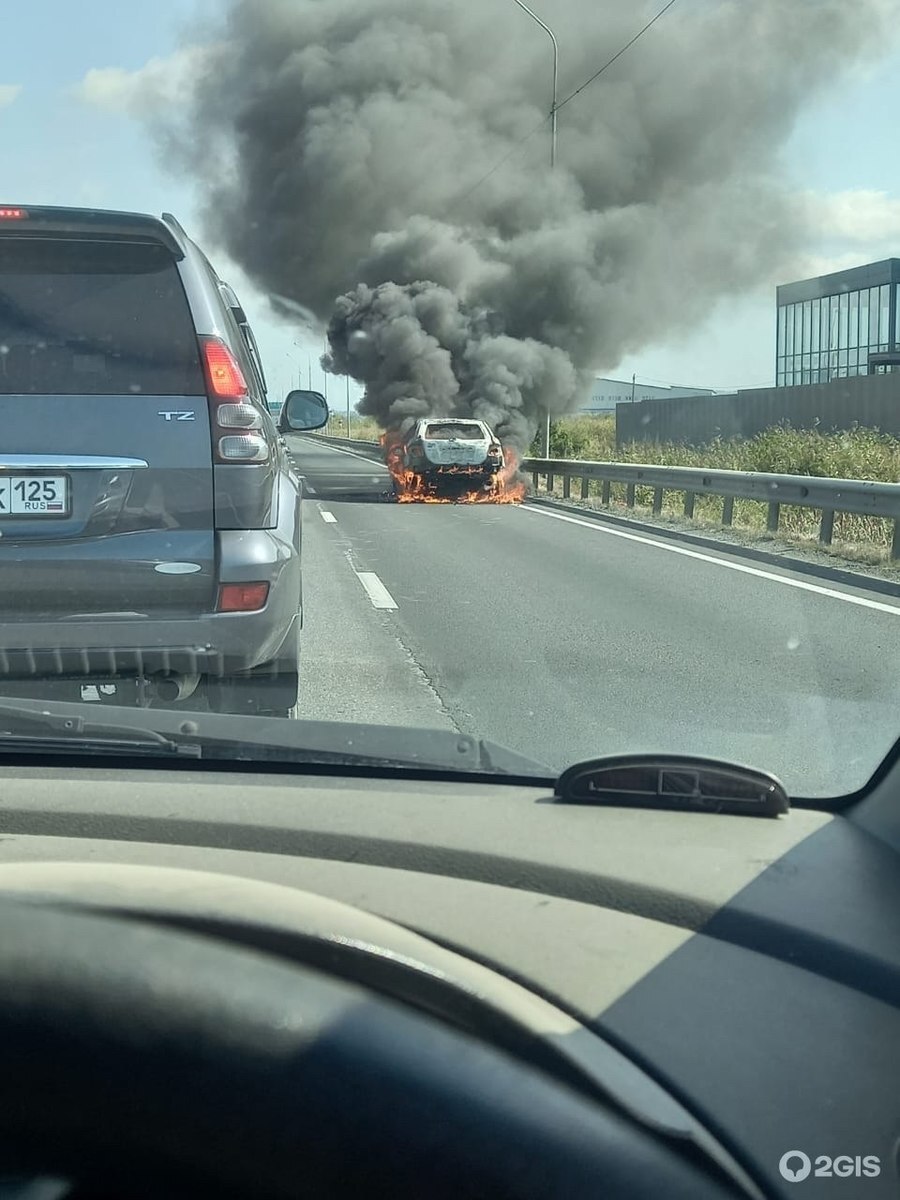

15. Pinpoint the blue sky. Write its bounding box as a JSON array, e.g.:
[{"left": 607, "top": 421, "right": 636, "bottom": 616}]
[{"left": 3, "top": 0, "right": 900, "bottom": 404}]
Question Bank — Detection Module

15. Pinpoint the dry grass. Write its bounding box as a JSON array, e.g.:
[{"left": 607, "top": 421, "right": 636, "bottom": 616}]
[
  {"left": 319, "top": 413, "right": 381, "bottom": 440},
  {"left": 531, "top": 416, "right": 900, "bottom": 561}
]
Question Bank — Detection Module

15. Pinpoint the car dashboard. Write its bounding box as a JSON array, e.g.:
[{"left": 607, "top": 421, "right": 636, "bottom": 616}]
[{"left": 0, "top": 760, "right": 897, "bottom": 1199}]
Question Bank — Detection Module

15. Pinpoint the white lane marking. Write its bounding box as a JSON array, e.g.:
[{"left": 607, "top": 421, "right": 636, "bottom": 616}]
[
  {"left": 519, "top": 504, "right": 900, "bottom": 616},
  {"left": 320, "top": 510, "right": 338, "bottom": 524},
  {"left": 306, "top": 484, "right": 317, "bottom": 495},
  {"left": 355, "top": 571, "right": 398, "bottom": 610}
]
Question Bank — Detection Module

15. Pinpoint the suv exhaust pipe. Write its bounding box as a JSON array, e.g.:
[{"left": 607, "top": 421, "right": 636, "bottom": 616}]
[{"left": 150, "top": 672, "right": 201, "bottom": 703}]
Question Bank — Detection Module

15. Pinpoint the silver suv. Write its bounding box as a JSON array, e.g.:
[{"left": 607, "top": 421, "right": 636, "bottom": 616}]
[{"left": 0, "top": 204, "right": 327, "bottom": 717}]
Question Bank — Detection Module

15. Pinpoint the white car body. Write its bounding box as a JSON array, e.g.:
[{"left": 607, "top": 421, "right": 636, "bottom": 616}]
[{"left": 403, "top": 419, "right": 504, "bottom": 474}]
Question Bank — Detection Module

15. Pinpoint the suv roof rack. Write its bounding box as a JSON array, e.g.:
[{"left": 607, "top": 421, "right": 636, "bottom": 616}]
[{"left": 219, "top": 281, "right": 248, "bottom": 324}]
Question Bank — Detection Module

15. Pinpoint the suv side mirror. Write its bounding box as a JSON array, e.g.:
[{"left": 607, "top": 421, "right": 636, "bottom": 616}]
[{"left": 279, "top": 390, "right": 329, "bottom": 432}]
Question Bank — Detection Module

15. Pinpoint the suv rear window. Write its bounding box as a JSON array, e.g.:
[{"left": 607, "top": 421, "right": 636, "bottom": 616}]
[
  {"left": 0, "top": 238, "right": 205, "bottom": 396},
  {"left": 424, "top": 422, "right": 486, "bottom": 439}
]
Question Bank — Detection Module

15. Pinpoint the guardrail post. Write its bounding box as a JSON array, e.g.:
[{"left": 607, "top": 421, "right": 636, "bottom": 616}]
[
  {"left": 626, "top": 483, "right": 635, "bottom": 508},
  {"left": 722, "top": 496, "right": 734, "bottom": 526},
  {"left": 652, "top": 487, "right": 663, "bottom": 515},
  {"left": 892, "top": 520, "right": 900, "bottom": 562},
  {"left": 547, "top": 473, "right": 555, "bottom": 492},
  {"left": 581, "top": 476, "right": 589, "bottom": 500},
  {"left": 767, "top": 502, "right": 781, "bottom": 533},
  {"left": 563, "top": 475, "right": 571, "bottom": 499},
  {"left": 601, "top": 480, "right": 611, "bottom": 505},
  {"left": 532, "top": 472, "right": 539, "bottom": 491},
  {"left": 819, "top": 509, "right": 835, "bottom": 547},
  {"left": 683, "top": 492, "right": 695, "bottom": 518}
]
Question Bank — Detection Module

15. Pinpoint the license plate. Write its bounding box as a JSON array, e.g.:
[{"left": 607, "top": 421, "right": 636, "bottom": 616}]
[{"left": 0, "top": 474, "right": 70, "bottom": 517}]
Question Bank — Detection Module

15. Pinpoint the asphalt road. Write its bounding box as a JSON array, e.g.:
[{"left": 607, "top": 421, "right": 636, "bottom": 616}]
[{"left": 289, "top": 435, "right": 900, "bottom": 798}]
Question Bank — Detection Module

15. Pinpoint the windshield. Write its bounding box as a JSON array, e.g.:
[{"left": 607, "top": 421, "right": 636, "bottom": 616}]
[
  {"left": 2, "top": 0, "right": 900, "bottom": 800},
  {"left": 423, "top": 423, "right": 487, "bottom": 440}
]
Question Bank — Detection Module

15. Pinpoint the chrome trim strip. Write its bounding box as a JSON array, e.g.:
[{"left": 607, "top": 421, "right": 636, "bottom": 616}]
[{"left": 0, "top": 456, "right": 149, "bottom": 470}]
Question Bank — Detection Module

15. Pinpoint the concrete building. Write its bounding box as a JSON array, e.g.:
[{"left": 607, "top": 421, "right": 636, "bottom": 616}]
[
  {"left": 580, "top": 377, "right": 717, "bottom": 414},
  {"left": 776, "top": 259, "right": 900, "bottom": 386}
]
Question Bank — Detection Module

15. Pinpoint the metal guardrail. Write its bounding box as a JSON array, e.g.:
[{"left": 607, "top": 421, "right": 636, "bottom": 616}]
[
  {"left": 305, "top": 433, "right": 900, "bottom": 558},
  {"left": 523, "top": 457, "right": 900, "bottom": 559},
  {"left": 309, "top": 432, "right": 384, "bottom": 457}
]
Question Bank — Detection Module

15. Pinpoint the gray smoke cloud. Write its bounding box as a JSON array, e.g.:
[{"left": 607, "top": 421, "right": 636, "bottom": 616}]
[{"left": 157, "top": 0, "right": 897, "bottom": 449}]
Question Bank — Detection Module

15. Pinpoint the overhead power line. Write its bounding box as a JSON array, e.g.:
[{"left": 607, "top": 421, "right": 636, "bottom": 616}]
[
  {"left": 450, "top": 115, "right": 551, "bottom": 209},
  {"left": 450, "top": 0, "right": 679, "bottom": 210},
  {"left": 555, "top": 0, "right": 679, "bottom": 115}
]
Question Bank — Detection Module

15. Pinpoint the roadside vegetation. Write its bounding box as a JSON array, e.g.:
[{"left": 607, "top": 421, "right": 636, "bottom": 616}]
[
  {"left": 530, "top": 415, "right": 900, "bottom": 564},
  {"left": 322, "top": 412, "right": 381, "bottom": 440}
]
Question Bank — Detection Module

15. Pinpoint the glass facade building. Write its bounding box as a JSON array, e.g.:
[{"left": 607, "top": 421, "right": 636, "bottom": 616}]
[{"left": 775, "top": 259, "right": 900, "bottom": 386}]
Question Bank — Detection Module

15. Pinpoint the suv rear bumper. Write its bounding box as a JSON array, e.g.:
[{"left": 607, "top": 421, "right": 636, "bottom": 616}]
[
  {"left": 0, "top": 612, "right": 299, "bottom": 680},
  {"left": 0, "top": 529, "right": 302, "bottom": 680}
]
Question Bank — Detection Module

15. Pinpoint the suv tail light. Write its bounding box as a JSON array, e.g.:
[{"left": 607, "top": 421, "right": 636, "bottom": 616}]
[
  {"left": 488, "top": 443, "right": 502, "bottom": 458},
  {"left": 217, "top": 402, "right": 262, "bottom": 429},
  {"left": 217, "top": 582, "right": 270, "bottom": 612},
  {"left": 200, "top": 336, "right": 247, "bottom": 396},
  {"left": 200, "top": 336, "right": 270, "bottom": 464},
  {"left": 218, "top": 434, "right": 269, "bottom": 461},
  {"left": 201, "top": 337, "right": 247, "bottom": 397}
]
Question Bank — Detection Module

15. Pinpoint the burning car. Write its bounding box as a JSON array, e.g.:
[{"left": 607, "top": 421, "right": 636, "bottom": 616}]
[
  {"left": 398, "top": 418, "right": 503, "bottom": 495},
  {"left": 380, "top": 417, "right": 527, "bottom": 504}
]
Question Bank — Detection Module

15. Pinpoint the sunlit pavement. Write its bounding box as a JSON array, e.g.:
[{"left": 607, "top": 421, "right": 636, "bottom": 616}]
[{"left": 290, "top": 436, "right": 900, "bottom": 797}]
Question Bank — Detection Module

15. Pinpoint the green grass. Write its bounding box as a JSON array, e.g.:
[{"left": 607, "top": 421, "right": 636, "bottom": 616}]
[
  {"left": 319, "top": 413, "right": 381, "bottom": 440},
  {"left": 531, "top": 416, "right": 900, "bottom": 563}
]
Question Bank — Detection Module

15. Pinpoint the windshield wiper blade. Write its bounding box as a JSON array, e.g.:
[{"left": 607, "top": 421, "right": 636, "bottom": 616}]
[
  {"left": 0, "top": 735, "right": 202, "bottom": 759},
  {"left": 554, "top": 754, "right": 789, "bottom": 818},
  {"left": 0, "top": 699, "right": 552, "bottom": 775},
  {"left": 0, "top": 703, "right": 201, "bottom": 758}
]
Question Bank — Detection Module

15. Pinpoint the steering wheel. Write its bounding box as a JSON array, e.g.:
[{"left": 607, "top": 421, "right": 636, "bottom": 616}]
[{"left": 0, "top": 898, "right": 740, "bottom": 1199}]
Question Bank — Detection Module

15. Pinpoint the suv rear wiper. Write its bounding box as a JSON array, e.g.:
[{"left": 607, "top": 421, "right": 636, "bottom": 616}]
[{"left": 554, "top": 754, "right": 789, "bottom": 818}]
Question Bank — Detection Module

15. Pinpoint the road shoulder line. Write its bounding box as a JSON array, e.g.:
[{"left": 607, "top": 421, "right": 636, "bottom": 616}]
[
  {"left": 526, "top": 496, "right": 900, "bottom": 600},
  {"left": 519, "top": 503, "right": 900, "bottom": 615}
]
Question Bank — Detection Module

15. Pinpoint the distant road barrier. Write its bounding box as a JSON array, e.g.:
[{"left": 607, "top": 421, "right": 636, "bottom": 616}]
[
  {"left": 308, "top": 432, "right": 384, "bottom": 458},
  {"left": 307, "top": 433, "right": 900, "bottom": 559}
]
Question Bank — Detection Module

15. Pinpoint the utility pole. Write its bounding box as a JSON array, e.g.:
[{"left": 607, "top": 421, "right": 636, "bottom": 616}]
[
  {"left": 512, "top": 0, "right": 558, "bottom": 169},
  {"left": 631, "top": 373, "right": 636, "bottom": 403},
  {"left": 513, "top": 0, "right": 558, "bottom": 459},
  {"left": 346, "top": 374, "right": 351, "bottom": 438}
]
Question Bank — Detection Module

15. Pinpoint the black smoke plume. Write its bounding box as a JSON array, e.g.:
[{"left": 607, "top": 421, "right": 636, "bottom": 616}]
[{"left": 158, "top": 0, "right": 896, "bottom": 447}]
